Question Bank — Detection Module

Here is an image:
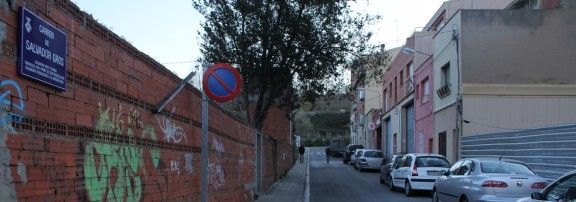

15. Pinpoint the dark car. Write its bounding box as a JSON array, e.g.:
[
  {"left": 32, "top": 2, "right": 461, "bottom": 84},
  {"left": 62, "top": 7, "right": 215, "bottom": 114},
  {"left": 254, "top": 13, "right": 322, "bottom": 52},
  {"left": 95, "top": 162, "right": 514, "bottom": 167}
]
[
  {"left": 343, "top": 144, "right": 364, "bottom": 164},
  {"left": 379, "top": 154, "right": 401, "bottom": 187}
]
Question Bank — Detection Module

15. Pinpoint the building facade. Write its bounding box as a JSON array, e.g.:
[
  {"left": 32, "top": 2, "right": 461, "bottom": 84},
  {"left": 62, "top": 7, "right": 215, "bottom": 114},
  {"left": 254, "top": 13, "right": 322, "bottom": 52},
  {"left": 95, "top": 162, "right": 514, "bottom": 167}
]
[{"left": 433, "top": 7, "right": 576, "bottom": 162}]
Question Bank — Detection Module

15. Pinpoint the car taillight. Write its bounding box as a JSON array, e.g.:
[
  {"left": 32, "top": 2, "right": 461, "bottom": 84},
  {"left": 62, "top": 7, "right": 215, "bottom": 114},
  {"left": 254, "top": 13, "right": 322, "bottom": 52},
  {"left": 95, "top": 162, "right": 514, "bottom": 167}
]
[
  {"left": 482, "top": 181, "right": 508, "bottom": 188},
  {"left": 531, "top": 182, "right": 546, "bottom": 189},
  {"left": 412, "top": 164, "right": 418, "bottom": 176}
]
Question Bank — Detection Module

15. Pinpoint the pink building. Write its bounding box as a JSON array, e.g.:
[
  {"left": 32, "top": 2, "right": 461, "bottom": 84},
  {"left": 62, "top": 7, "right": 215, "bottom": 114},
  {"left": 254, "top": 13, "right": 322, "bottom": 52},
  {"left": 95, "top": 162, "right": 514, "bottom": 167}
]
[{"left": 410, "top": 32, "right": 435, "bottom": 153}]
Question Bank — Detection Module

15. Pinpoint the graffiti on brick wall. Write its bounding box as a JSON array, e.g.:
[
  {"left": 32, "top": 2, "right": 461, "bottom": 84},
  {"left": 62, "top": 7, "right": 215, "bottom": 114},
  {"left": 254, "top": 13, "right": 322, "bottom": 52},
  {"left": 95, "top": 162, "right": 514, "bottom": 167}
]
[
  {"left": 184, "top": 153, "right": 194, "bottom": 175},
  {"left": 84, "top": 103, "right": 161, "bottom": 202},
  {"left": 210, "top": 137, "right": 225, "bottom": 188},
  {"left": 154, "top": 108, "right": 186, "bottom": 143},
  {"left": 96, "top": 102, "right": 144, "bottom": 135},
  {"left": 0, "top": 80, "right": 25, "bottom": 133},
  {"left": 0, "top": 79, "right": 25, "bottom": 202},
  {"left": 170, "top": 160, "right": 180, "bottom": 175},
  {"left": 84, "top": 142, "right": 143, "bottom": 202}
]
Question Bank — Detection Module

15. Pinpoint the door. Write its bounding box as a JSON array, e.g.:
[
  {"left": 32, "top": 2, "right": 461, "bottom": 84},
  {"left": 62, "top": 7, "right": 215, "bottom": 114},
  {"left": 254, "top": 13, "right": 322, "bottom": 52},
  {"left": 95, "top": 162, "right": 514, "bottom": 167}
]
[
  {"left": 405, "top": 103, "right": 415, "bottom": 153},
  {"left": 437, "top": 160, "right": 464, "bottom": 201},
  {"left": 376, "top": 126, "right": 382, "bottom": 150},
  {"left": 438, "top": 132, "right": 447, "bottom": 157},
  {"left": 385, "top": 118, "right": 392, "bottom": 157}
]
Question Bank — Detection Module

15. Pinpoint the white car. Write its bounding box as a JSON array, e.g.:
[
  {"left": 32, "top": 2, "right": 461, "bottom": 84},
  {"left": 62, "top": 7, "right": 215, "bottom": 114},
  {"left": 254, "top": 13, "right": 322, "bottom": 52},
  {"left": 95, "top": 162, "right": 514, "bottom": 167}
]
[
  {"left": 390, "top": 153, "right": 451, "bottom": 196},
  {"left": 354, "top": 149, "right": 384, "bottom": 171}
]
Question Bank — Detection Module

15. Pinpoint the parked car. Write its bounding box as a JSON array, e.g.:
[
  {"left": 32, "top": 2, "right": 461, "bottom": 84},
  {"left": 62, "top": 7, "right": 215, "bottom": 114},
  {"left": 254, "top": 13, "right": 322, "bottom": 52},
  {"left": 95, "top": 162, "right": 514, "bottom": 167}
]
[
  {"left": 390, "top": 153, "right": 451, "bottom": 196},
  {"left": 379, "top": 154, "right": 402, "bottom": 186},
  {"left": 343, "top": 144, "right": 364, "bottom": 164},
  {"left": 354, "top": 149, "right": 384, "bottom": 172},
  {"left": 517, "top": 170, "right": 576, "bottom": 202},
  {"left": 351, "top": 149, "right": 363, "bottom": 168},
  {"left": 433, "top": 158, "right": 550, "bottom": 202}
]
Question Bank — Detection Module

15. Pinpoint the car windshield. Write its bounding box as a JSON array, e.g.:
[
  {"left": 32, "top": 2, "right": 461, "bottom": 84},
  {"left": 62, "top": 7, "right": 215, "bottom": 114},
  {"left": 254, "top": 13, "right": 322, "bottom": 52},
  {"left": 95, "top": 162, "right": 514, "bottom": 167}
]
[
  {"left": 364, "top": 151, "right": 383, "bottom": 158},
  {"left": 415, "top": 156, "right": 450, "bottom": 167},
  {"left": 480, "top": 161, "right": 535, "bottom": 175}
]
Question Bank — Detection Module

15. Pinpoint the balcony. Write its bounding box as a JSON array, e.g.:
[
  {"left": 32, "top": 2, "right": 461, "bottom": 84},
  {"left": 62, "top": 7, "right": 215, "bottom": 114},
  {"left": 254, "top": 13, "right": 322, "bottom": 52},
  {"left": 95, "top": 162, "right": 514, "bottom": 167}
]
[{"left": 436, "top": 84, "right": 451, "bottom": 99}]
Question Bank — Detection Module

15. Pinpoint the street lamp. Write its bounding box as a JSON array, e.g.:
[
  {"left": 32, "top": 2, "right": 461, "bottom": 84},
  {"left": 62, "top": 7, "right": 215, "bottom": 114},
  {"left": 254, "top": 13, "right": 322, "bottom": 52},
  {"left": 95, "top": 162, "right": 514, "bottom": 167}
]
[{"left": 402, "top": 47, "right": 432, "bottom": 57}]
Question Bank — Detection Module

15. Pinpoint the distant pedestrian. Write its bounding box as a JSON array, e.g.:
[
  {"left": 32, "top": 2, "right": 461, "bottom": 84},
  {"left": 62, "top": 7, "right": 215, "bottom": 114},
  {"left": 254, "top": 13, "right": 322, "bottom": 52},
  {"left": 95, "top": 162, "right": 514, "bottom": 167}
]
[
  {"left": 325, "top": 147, "right": 331, "bottom": 163},
  {"left": 298, "top": 145, "right": 305, "bottom": 163}
]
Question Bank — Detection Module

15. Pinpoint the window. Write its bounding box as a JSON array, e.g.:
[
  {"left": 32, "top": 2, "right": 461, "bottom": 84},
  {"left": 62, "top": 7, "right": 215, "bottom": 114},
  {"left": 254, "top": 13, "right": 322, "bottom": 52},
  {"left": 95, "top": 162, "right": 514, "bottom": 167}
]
[
  {"left": 403, "top": 156, "right": 413, "bottom": 167},
  {"left": 448, "top": 160, "right": 463, "bottom": 175},
  {"left": 388, "top": 83, "right": 392, "bottom": 98},
  {"left": 399, "top": 70, "right": 404, "bottom": 86},
  {"left": 480, "top": 161, "right": 535, "bottom": 175},
  {"left": 416, "top": 156, "right": 450, "bottom": 168},
  {"left": 384, "top": 89, "right": 388, "bottom": 110},
  {"left": 441, "top": 63, "right": 450, "bottom": 87},
  {"left": 408, "top": 62, "right": 414, "bottom": 79},
  {"left": 457, "top": 160, "right": 474, "bottom": 175},
  {"left": 394, "top": 77, "right": 397, "bottom": 102},
  {"left": 415, "top": 84, "right": 420, "bottom": 100},
  {"left": 421, "top": 77, "right": 430, "bottom": 103},
  {"left": 546, "top": 174, "right": 576, "bottom": 201}
]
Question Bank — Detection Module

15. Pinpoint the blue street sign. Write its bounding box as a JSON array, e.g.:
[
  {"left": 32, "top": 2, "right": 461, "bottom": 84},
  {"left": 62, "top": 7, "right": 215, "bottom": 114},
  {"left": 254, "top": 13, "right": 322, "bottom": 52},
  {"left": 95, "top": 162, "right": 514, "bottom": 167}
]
[
  {"left": 202, "top": 63, "right": 242, "bottom": 102},
  {"left": 19, "top": 7, "right": 67, "bottom": 91}
]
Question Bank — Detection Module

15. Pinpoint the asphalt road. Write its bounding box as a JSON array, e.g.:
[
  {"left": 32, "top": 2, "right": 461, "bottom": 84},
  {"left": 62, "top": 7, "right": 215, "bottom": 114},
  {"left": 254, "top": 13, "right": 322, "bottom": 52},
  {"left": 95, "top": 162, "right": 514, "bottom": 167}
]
[{"left": 308, "top": 147, "right": 431, "bottom": 202}]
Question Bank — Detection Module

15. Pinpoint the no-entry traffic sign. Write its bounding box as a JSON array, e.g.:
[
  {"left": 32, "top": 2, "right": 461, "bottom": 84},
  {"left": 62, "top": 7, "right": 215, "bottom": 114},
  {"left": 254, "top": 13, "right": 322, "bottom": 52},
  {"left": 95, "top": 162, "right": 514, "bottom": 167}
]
[{"left": 202, "top": 63, "right": 242, "bottom": 102}]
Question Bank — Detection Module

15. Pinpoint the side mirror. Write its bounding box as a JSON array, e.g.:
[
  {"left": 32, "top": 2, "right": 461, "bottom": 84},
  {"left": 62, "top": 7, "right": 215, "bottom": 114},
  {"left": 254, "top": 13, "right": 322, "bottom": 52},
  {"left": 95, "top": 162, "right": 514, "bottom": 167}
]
[
  {"left": 441, "top": 170, "right": 448, "bottom": 176},
  {"left": 531, "top": 192, "right": 546, "bottom": 200}
]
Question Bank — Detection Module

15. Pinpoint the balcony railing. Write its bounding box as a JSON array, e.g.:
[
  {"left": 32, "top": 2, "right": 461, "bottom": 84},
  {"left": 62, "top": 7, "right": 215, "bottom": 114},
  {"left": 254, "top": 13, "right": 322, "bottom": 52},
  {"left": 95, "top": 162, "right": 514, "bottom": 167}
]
[{"left": 436, "top": 84, "right": 451, "bottom": 99}]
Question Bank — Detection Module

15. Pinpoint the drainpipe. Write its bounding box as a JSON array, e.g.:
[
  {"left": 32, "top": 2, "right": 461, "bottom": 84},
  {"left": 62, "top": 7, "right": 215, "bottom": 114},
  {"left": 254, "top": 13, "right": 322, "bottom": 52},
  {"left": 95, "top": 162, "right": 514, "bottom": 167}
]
[{"left": 452, "top": 28, "right": 463, "bottom": 161}]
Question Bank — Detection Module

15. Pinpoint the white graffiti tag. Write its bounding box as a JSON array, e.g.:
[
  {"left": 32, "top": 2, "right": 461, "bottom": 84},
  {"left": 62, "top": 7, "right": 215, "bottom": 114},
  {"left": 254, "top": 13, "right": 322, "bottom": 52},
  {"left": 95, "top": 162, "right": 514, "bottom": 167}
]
[
  {"left": 210, "top": 138, "right": 225, "bottom": 187},
  {"left": 170, "top": 160, "right": 181, "bottom": 175},
  {"left": 155, "top": 111, "right": 186, "bottom": 143}
]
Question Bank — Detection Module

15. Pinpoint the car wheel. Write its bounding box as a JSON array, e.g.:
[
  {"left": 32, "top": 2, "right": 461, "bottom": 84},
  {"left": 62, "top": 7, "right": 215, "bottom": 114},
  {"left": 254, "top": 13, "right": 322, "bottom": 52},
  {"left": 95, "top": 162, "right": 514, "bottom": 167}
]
[
  {"left": 405, "top": 181, "right": 412, "bottom": 196},
  {"left": 432, "top": 188, "right": 439, "bottom": 202},
  {"left": 359, "top": 167, "right": 363, "bottom": 172},
  {"left": 460, "top": 196, "right": 468, "bottom": 202}
]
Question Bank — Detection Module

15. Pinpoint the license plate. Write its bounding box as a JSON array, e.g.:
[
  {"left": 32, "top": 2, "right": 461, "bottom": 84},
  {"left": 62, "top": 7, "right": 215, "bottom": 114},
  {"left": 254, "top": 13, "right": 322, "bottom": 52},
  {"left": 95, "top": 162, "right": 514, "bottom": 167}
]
[{"left": 427, "top": 171, "right": 441, "bottom": 176}]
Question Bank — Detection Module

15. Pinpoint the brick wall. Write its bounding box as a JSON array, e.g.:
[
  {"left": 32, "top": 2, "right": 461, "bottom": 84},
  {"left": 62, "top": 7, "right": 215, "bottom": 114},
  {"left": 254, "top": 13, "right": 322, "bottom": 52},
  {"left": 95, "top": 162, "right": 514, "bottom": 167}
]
[
  {"left": 260, "top": 106, "right": 294, "bottom": 191},
  {"left": 0, "top": 0, "right": 293, "bottom": 201}
]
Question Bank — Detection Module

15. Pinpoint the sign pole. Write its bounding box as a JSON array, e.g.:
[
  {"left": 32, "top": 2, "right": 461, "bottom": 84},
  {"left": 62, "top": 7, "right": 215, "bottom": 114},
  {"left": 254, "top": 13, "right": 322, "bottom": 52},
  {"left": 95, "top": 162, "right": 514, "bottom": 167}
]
[{"left": 201, "top": 64, "right": 209, "bottom": 202}]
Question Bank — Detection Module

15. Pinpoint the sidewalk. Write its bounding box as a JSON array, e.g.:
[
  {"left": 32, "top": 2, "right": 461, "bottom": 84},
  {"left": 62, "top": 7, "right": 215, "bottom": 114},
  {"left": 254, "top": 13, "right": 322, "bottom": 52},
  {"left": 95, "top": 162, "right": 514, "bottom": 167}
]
[{"left": 255, "top": 151, "right": 310, "bottom": 202}]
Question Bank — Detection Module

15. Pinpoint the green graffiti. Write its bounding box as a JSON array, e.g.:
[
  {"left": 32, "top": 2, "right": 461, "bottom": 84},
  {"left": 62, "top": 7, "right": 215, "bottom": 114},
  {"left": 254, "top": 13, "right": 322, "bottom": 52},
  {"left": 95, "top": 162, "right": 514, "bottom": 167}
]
[
  {"left": 85, "top": 103, "right": 161, "bottom": 202},
  {"left": 84, "top": 142, "right": 143, "bottom": 202},
  {"left": 142, "top": 126, "right": 160, "bottom": 169}
]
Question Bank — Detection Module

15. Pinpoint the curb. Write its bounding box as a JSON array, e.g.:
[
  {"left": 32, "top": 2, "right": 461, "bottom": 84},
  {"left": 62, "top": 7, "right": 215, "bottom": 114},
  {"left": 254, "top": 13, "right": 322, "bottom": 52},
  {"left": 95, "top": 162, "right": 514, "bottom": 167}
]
[{"left": 304, "top": 149, "right": 310, "bottom": 202}]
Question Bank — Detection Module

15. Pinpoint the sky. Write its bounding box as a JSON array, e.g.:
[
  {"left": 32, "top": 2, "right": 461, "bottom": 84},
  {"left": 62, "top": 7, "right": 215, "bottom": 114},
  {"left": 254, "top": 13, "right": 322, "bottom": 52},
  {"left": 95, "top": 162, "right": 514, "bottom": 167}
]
[{"left": 72, "top": 0, "right": 446, "bottom": 82}]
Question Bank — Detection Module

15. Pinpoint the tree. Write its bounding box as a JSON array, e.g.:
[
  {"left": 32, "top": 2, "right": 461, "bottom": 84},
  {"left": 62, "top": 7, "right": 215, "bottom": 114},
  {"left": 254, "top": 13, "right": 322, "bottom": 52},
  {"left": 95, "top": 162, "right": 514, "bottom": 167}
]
[{"left": 193, "top": 0, "right": 376, "bottom": 130}]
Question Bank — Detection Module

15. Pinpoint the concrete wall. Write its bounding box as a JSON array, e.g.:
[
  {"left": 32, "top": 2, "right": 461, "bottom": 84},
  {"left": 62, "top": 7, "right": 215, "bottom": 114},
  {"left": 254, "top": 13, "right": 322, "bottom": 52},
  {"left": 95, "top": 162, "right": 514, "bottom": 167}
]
[
  {"left": 460, "top": 9, "right": 576, "bottom": 85},
  {"left": 433, "top": 105, "right": 459, "bottom": 163},
  {"left": 0, "top": 1, "right": 292, "bottom": 201},
  {"left": 462, "top": 85, "right": 576, "bottom": 136}
]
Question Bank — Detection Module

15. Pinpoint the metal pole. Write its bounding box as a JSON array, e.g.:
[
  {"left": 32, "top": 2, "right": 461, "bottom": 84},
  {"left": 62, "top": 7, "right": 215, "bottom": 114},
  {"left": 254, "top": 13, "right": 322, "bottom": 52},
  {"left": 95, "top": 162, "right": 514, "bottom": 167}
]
[{"left": 201, "top": 64, "right": 209, "bottom": 202}]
